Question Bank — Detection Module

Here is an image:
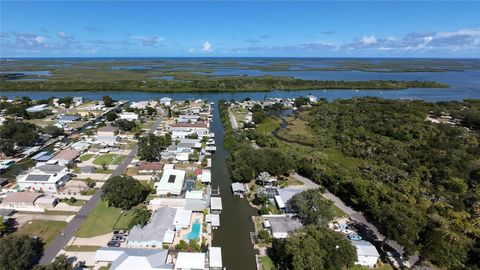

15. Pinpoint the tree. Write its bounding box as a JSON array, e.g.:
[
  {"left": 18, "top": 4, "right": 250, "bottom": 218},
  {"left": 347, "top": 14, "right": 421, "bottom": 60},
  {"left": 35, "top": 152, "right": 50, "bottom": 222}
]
[
  {"left": 130, "top": 208, "right": 152, "bottom": 228},
  {"left": 102, "top": 175, "right": 148, "bottom": 210},
  {"left": 85, "top": 178, "right": 96, "bottom": 188},
  {"left": 294, "top": 97, "right": 308, "bottom": 108},
  {"left": 0, "top": 234, "right": 43, "bottom": 270},
  {"left": 42, "top": 125, "right": 64, "bottom": 137},
  {"left": 34, "top": 254, "right": 72, "bottom": 270},
  {"left": 0, "top": 218, "right": 6, "bottom": 235},
  {"left": 105, "top": 111, "right": 118, "bottom": 121},
  {"left": 289, "top": 189, "right": 335, "bottom": 226},
  {"left": 102, "top": 95, "right": 114, "bottom": 107},
  {"left": 116, "top": 119, "right": 137, "bottom": 132},
  {"left": 258, "top": 229, "right": 272, "bottom": 243},
  {"left": 138, "top": 134, "right": 171, "bottom": 161},
  {"left": 271, "top": 225, "right": 356, "bottom": 270}
]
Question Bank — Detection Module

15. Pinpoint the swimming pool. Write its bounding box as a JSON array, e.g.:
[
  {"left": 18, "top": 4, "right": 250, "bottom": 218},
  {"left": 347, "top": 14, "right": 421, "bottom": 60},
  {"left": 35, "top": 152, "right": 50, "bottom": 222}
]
[{"left": 184, "top": 222, "right": 201, "bottom": 241}]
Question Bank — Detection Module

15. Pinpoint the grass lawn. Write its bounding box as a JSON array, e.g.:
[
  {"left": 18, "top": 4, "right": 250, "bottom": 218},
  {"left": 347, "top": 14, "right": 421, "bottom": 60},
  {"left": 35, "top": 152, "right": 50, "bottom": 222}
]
[
  {"left": 62, "top": 198, "right": 87, "bottom": 206},
  {"left": 94, "top": 169, "right": 113, "bottom": 174},
  {"left": 76, "top": 200, "right": 123, "bottom": 238},
  {"left": 15, "top": 220, "right": 67, "bottom": 248},
  {"left": 332, "top": 203, "right": 348, "bottom": 218},
  {"left": 285, "top": 176, "right": 304, "bottom": 186},
  {"left": 79, "top": 154, "right": 95, "bottom": 161},
  {"left": 256, "top": 117, "right": 282, "bottom": 133},
  {"left": 261, "top": 256, "right": 276, "bottom": 270},
  {"left": 64, "top": 245, "right": 101, "bottom": 252},
  {"left": 350, "top": 264, "right": 393, "bottom": 270},
  {"left": 93, "top": 154, "right": 125, "bottom": 166},
  {"left": 126, "top": 167, "right": 139, "bottom": 176},
  {"left": 113, "top": 210, "right": 136, "bottom": 230}
]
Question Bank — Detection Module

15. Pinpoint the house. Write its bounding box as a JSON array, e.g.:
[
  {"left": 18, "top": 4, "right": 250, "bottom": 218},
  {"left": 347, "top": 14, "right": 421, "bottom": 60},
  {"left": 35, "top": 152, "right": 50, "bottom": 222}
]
[
  {"left": 31, "top": 151, "right": 53, "bottom": 162},
  {"left": 95, "top": 247, "right": 173, "bottom": 270},
  {"left": 209, "top": 247, "right": 223, "bottom": 270},
  {"left": 138, "top": 162, "right": 164, "bottom": 173},
  {"left": 306, "top": 95, "right": 318, "bottom": 103},
  {"left": 352, "top": 240, "right": 380, "bottom": 268},
  {"left": 210, "top": 197, "right": 222, "bottom": 214},
  {"left": 231, "top": 183, "right": 245, "bottom": 196},
  {"left": 175, "top": 252, "right": 205, "bottom": 270},
  {"left": 58, "top": 115, "right": 81, "bottom": 124},
  {"left": 169, "top": 123, "right": 209, "bottom": 139},
  {"left": 71, "top": 141, "right": 91, "bottom": 151},
  {"left": 127, "top": 207, "right": 177, "bottom": 248},
  {"left": 268, "top": 216, "right": 302, "bottom": 239},
  {"left": 51, "top": 148, "right": 81, "bottom": 165},
  {"left": 0, "top": 192, "right": 43, "bottom": 210},
  {"left": 26, "top": 104, "right": 49, "bottom": 113},
  {"left": 97, "top": 126, "right": 118, "bottom": 137},
  {"left": 155, "top": 169, "right": 186, "bottom": 196},
  {"left": 173, "top": 209, "right": 192, "bottom": 230},
  {"left": 118, "top": 112, "right": 139, "bottom": 121},
  {"left": 274, "top": 188, "right": 303, "bottom": 212},
  {"left": 73, "top": 97, "right": 84, "bottom": 106},
  {"left": 160, "top": 97, "right": 172, "bottom": 106},
  {"left": 198, "top": 170, "right": 211, "bottom": 184},
  {"left": 206, "top": 214, "right": 220, "bottom": 229},
  {"left": 34, "top": 196, "right": 58, "bottom": 208},
  {"left": 130, "top": 101, "right": 149, "bottom": 109},
  {"left": 16, "top": 164, "right": 70, "bottom": 193}
]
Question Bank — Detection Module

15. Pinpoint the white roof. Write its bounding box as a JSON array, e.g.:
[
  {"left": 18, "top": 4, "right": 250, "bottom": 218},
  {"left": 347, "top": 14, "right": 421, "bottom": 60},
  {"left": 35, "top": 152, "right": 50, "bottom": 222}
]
[
  {"left": 352, "top": 240, "right": 380, "bottom": 257},
  {"left": 155, "top": 169, "right": 186, "bottom": 196},
  {"left": 175, "top": 152, "right": 189, "bottom": 161},
  {"left": 173, "top": 209, "right": 192, "bottom": 228},
  {"left": 200, "top": 170, "right": 211, "bottom": 183},
  {"left": 274, "top": 195, "right": 286, "bottom": 209},
  {"left": 206, "top": 214, "right": 220, "bottom": 227},
  {"left": 164, "top": 164, "right": 175, "bottom": 170},
  {"left": 209, "top": 247, "right": 222, "bottom": 268},
  {"left": 210, "top": 197, "right": 222, "bottom": 210},
  {"left": 163, "top": 229, "right": 175, "bottom": 244},
  {"left": 175, "top": 252, "right": 205, "bottom": 269},
  {"left": 185, "top": 190, "right": 203, "bottom": 200}
]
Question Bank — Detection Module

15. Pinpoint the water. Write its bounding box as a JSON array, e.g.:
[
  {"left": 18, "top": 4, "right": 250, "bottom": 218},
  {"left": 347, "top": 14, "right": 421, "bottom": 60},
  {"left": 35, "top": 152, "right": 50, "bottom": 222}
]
[
  {"left": 211, "top": 104, "right": 259, "bottom": 270},
  {"left": 184, "top": 222, "right": 201, "bottom": 241},
  {"left": 0, "top": 70, "right": 51, "bottom": 76}
]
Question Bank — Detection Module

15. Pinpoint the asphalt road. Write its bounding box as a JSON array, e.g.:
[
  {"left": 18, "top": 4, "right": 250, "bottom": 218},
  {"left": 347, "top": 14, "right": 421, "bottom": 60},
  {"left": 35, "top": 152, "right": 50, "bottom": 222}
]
[{"left": 39, "top": 115, "right": 163, "bottom": 264}]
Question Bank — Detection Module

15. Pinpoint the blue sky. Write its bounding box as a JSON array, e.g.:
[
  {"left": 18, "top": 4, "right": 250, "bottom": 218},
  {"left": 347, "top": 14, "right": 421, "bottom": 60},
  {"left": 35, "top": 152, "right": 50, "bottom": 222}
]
[{"left": 1, "top": 1, "right": 479, "bottom": 58}]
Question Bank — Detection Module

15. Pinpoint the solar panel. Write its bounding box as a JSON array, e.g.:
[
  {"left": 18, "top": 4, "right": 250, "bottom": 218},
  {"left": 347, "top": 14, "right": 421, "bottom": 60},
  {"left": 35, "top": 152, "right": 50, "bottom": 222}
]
[{"left": 26, "top": 174, "right": 50, "bottom": 182}]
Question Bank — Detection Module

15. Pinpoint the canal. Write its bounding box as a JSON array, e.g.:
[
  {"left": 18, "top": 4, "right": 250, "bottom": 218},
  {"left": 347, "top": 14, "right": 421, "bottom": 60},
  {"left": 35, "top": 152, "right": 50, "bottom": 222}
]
[{"left": 211, "top": 102, "right": 259, "bottom": 270}]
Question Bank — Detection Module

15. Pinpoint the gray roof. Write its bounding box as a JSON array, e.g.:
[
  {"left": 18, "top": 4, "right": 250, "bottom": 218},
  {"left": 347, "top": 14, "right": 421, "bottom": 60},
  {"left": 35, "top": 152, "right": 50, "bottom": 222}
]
[
  {"left": 269, "top": 216, "right": 302, "bottom": 234},
  {"left": 58, "top": 115, "right": 80, "bottom": 122},
  {"left": 277, "top": 188, "right": 303, "bottom": 205},
  {"left": 101, "top": 248, "right": 171, "bottom": 270},
  {"left": 231, "top": 183, "right": 245, "bottom": 192},
  {"left": 185, "top": 199, "right": 208, "bottom": 212},
  {"left": 352, "top": 240, "right": 380, "bottom": 257},
  {"left": 36, "top": 165, "right": 65, "bottom": 174},
  {"left": 128, "top": 207, "right": 176, "bottom": 244}
]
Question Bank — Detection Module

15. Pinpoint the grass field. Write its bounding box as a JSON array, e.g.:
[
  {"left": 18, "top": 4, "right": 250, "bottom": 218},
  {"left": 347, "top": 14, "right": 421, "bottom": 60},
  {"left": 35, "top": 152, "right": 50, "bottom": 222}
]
[
  {"left": 15, "top": 220, "right": 67, "bottom": 248},
  {"left": 261, "top": 256, "right": 276, "bottom": 270},
  {"left": 79, "top": 154, "right": 95, "bottom": 161},
  {"left": 350, "top": 264, "right": 393, "bottom": 270},
  {"left": 92, "top": 154, "right": 125, "bottom": 166},
  {"left": 76, "top": 200, "right": 123, "bottom": 237},
  {"left": 113, "top": 210, "right": 136, "bottom": 230},
  {"left": 256, "top": 117, "right": 282, "bottom": 133},
  {"left": 64, "top": 245, "right": 101, "bottom": 252}
]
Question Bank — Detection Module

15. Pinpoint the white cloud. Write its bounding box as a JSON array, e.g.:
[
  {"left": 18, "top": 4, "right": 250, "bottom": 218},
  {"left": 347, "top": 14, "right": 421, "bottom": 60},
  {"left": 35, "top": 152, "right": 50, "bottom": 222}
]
[
  {"left": 35, "top": 36, "right": 46, "bottom": 44},
  {"left": 188, "top": 48, "right": 195, "bottom": 53},
  {"left": 58, "top": 32, "right": 66, "bottom": 38},
  {"left": 361, "top": 35, "right": 377, "bottom": 45},
  {"left": 202, "top": 41, "right": 212, "bottom": 52}
]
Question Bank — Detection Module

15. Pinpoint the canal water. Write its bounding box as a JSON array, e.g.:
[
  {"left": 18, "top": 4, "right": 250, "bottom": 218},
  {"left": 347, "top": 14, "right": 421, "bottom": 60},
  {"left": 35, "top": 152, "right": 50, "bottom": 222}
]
[{"left": 210, "top": 103, "right": 259, "bottom": 270}]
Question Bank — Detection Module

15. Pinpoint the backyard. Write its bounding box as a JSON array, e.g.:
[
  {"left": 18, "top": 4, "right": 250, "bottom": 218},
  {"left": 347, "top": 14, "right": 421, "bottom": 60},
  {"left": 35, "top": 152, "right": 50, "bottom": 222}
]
[{"left": 92, "top": 154, "right": 126, "bottom": 166}]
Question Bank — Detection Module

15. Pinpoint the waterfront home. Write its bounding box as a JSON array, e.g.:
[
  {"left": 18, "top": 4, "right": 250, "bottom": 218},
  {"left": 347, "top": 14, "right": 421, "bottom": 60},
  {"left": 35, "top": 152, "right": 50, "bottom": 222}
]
[
  {"left": 352, "top": 240, "right": 380, "bottom": 268},
  {"left": 206, "top": 214, "right": 220, "bottom": 229},
  {"left": 155, "top": 169, "right": 186, "bottom": 196},
  {"left": 169, "top": 122, "right": 209, "bottom": 139},
  {"left": 26, "top": 104, "right": 49, "bottom": 113},
  {"left": 160, "top": 97, "right": 172, "bottom": 106},
  {"left": 231, "top": 182, "right": 245, "bottom": 196},
  {"left": 198, "top": 170, "right": 211, "bottom": 184},
  {"left": 173, "top": 209, "right": 193, "bottom": 230},
  {"left": 127, "top": 207, "right": 177, "bottom": 248},
  {"left": 118, "top": 112, "right": 139, "bottom": 121},
  {"left": 95, "top": 247, "right": 173, "bottom": 270},
  {"left": 16, "top": 164, "right": 70, "bottom": 193},
  {"left": 267, "top": 215, "right": 302, "bottom": 239},
  {"left": 209, "top": 247, "right": 223, "bottom": 270}
]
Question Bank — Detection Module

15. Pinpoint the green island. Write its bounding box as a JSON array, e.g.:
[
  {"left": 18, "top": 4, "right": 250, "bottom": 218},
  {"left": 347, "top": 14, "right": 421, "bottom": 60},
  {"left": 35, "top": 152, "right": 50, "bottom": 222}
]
[{"left": 219, "top": 98, "right": 480, "bottom": 270}]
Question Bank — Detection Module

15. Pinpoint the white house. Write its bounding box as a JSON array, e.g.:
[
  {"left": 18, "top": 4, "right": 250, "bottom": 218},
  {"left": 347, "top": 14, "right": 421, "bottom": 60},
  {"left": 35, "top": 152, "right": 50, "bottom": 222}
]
[
  {"left": 175, "top": 252, "right": 205, "bottom": 270},
  {"left": 16, "top": 164, "right": 70, "bottom": 193},
  {"left": 118, "top": 112, "right": 139, "bottom": 121},
  {"left": 95, "top": 247, "right": 173, "bottom": 270},
  {"left": 306, "top": 95, "right": 318, "bottom": 103},
  {"left": 155, "top": 169, "right": 186, "bottom": 196},
  {"left": 26, "top": 104, "right": 49, "bottom": 113},
  {"left": 160, "top": 97, "right": 172, "bottom": 106},
  {"left": 169, "top": 123, "right": 209, "bottom": 139},
  {"left": 352, "top": 240, "right": 380, "bottom": 268}
]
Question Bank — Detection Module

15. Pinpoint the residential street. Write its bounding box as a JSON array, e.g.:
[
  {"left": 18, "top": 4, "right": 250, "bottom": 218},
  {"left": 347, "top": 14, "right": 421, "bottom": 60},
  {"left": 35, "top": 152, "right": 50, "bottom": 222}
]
[
  {"left": 291, "top": 173, "right": 419, "bottom": 266},
  {"left": 39, "top": 114, "right": 163, "bottom": 264}
]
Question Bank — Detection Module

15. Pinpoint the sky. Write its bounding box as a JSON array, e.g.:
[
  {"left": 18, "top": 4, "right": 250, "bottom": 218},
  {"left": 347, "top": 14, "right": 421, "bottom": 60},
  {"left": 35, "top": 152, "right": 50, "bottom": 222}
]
[{"left": 1, "top": 1, "right": 479, "bottom": 58}]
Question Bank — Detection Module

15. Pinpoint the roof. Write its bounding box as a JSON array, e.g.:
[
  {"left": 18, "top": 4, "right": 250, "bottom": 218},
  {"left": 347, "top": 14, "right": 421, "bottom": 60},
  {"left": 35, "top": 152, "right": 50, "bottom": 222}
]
[
  {"left": 138, "top": 162, "right": 164, "bottom": 171},
  {"left": 210, "top": 197, "right": 222, "bottom": 210},
  {"left": 2, "top": 192, "right": 42, "bottom": 204},
  {"left": 185, "top": 190, "right": 203, "bottom": 200},
  {"left": 127, "top": 207, "right": 176, "bottom": 244},
  {"left": 200, "top": 170, "right": 211, "bottom": 183},
  {"left": 155, "top": 169, "right": 186, "bottom": 195},
  {"left": 209, "top": 247, "right": 223, "bottom": 268},
  {"left": 53, "top": 149, "right": 81, "bottom": 162},
  {"left": 26, "top": 174, "right": 50, "bottom": 182},
  {"left": 206, "top": 214, "right": 220, "bottom": 227},
  {"left": 34, "top": 196, "right": 57, "bottom": 204},
  {"left": 58, "top": 115, "right": 80, "bottom": 122},
  {"left": 231, "top": 183, "right": 245, "bottom": 193},
  {"left": 36, "top": 165, "right": 67, "bottom": 174},
  {"left": 170, "top": 123, "right": 208, "bottom": 128},
  {"left": 97, "top": 126, "right": 118, "bottom": 133},
  {"left": 173, "top": 209, "right": 192, "bottom": 228},
  {"left": 175, "top": 252, "right": 205, "bottom": 269},
  {"left": 96, "top": 247, "right": 172, "bottom": 270},
  {"left": 274, "top": 195, "right": 285, "bottom": 209},
  {"left": 269, "top": 216, "right": 302, "bottom": 234},
  {"left": 352, "top": 240, "right": 380, "bottom": 257},
  {"left": 185, "top": 199, "right": 208, "bottom": 212},
  {"left": 277, "top": 188, "right": 303, "bottom": 204}
]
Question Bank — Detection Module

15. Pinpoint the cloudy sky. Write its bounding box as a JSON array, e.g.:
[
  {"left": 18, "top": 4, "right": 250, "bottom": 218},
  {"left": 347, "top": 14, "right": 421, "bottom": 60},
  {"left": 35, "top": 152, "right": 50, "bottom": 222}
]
[{"left": 1, "top": 1, "right": 479, "bottom": 58}]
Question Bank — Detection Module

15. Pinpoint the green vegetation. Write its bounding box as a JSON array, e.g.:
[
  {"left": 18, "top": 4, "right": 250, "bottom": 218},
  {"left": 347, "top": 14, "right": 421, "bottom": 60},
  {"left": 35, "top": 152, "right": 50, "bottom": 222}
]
[
  {"left": 231, "top": 97, "right": 480, "bottom": 269},
  {"left": 113, "top": 210, "right": 138, "bottom": 230},
  {"left": 138, "top": 133, "right": 172, "bottom": 161},
  {"left": 79, "top": 154, "right": 94, "bottom": 161},
  {"left": 102, "top": 175, "right": 149, "bottom": 210},
  {"left": 35, "top": 254, "right": 72, "bottom": 270},
  {"left": 64, "top": 245, "right": 101, "bottom": 252},
  {"left": 92, "top": 154, "right": 125, "bottom": 166},
  {"left": 271, "top": 225, "right": 357, "bottom": 270},
  {"left": 261, "top": 256, "right": 276, "bottom": 270},
  {"left": 289, "top": 189, "right": 336, "bottom": 226},
  {"left": 0, "top": 119, "right": 39, "bottom": 156},
  {"left": 76, "top": 200, "right": 125, "bottom": 237},
  {"left": 14, "top": 220, "right": 67, "bottom": 248},
  {"left": 0, "top": 234, "right": 43, "bottom": 270}
]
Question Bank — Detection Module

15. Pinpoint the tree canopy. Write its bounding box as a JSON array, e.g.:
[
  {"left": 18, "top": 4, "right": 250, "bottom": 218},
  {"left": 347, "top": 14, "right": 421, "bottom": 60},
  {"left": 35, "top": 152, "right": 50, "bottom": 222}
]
[
  {"left": 0, "top": 234, "right": 44, "bottom": 270},
  {"left": 102, "top": 175, "right": 149, "bottom": 210},
  {"left": 289, "top": 189, "right": 335, "bottom": 226},
  {"left": 138, "top": 133, "right": 171, "bottom": 162}
]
